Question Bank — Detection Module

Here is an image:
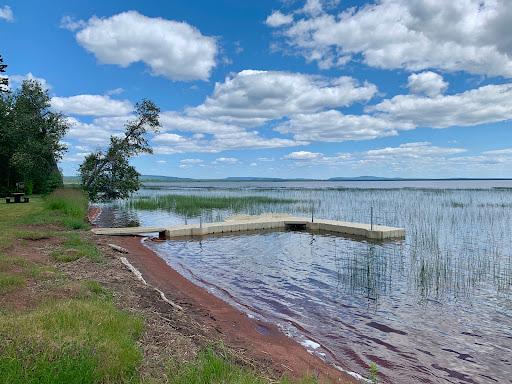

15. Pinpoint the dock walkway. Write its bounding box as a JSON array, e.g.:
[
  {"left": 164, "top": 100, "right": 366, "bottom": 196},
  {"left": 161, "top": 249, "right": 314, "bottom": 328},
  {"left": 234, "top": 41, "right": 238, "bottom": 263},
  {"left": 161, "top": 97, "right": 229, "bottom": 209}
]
[{"left": 91, "top": 215, "right": 405, "bottom": 240}]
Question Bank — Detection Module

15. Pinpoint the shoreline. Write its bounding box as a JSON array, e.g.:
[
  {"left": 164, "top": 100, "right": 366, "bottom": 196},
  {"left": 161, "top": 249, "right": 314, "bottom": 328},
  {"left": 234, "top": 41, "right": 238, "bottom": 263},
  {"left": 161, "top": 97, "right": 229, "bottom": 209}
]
[{"left": 114, "top": 234, "right": 358, "bottom": 383}]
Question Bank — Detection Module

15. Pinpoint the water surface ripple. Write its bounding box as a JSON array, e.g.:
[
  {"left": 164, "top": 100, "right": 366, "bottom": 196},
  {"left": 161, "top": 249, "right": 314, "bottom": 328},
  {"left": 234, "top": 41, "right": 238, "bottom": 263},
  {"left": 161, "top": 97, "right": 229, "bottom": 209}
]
[{"left": 96, "top": 181, "right": 512, "bottom": 383}]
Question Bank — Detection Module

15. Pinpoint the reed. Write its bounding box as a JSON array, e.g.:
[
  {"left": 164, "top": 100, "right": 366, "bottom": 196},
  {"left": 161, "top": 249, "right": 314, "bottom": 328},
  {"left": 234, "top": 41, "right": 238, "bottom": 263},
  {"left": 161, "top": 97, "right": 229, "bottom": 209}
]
[{"left": 126, "top": 194, "right": 297, "bottom": 217}]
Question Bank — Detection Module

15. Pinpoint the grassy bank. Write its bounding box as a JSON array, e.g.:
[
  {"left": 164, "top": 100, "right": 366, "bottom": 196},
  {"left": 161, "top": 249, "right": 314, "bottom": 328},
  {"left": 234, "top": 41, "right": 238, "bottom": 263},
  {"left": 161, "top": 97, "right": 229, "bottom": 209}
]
[
  {"left": 0, "top": 188, "right": 323, "bottom": 384},
  {"left": 127, "top": 194, "right": 297, "bottom": 216}
]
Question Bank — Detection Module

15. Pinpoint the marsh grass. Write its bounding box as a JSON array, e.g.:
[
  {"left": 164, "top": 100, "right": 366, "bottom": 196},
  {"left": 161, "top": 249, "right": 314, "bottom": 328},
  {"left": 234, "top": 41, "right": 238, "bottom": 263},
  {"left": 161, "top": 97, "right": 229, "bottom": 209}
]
[{"left": 127, "top": 194, "right": 297, "bottom": 217}]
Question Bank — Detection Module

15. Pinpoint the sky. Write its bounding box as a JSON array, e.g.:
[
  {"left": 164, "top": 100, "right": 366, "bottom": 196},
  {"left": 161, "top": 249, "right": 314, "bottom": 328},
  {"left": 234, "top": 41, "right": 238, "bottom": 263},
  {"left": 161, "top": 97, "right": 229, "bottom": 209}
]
[{"left": 1, "top": 0, "right": 512, "bottom": 179}]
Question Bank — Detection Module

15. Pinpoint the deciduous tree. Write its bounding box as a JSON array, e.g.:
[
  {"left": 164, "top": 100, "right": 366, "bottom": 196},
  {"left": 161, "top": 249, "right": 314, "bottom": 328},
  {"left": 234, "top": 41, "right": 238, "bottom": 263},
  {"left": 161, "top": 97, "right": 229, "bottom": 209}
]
[{"left": 79, "top": 99, "right": 160, "bottom": 201}]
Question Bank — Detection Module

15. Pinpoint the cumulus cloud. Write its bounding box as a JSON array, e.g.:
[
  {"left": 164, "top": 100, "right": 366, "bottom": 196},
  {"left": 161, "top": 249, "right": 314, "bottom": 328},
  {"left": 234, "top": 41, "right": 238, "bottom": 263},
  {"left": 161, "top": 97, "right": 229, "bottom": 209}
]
[
  {"left": 8, "top": 73, "right": 50, "bottom": 90},
  {"left": 0, "top": 5, "right": 13, "bottom": 22},
  {"left": 269, "top": 0, "right": 512, "bottom": 77},
  {"left": 276, "top": 109, "right": 414, "bottom": 142},
  {"left": 407, "top": 71, "right": 448, "bottom": 97},
  {"left": 70, "top": 11, "right": 217, "bottom": 81},
  {"left": 369, "top": 83, "right": 512, "bottom": 128},
  {"left": 65, "top": 115, "right": 129, "bottom": 145},
  {"left": 51, "top": 95, "right": 133, "bottom": 116},
  {"left": 188, "top": 70, "right": 377, "bottom": 126},
  {"left": 265, "top": 11, "right": 293, "bottom": 27}
]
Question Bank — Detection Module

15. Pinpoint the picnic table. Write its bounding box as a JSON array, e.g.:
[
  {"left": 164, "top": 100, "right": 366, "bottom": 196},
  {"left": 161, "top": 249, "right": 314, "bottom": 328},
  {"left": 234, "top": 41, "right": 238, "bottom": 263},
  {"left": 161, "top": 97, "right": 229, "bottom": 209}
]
[{"left": 5, "top": 192, "right": 29, "bottom": 204}]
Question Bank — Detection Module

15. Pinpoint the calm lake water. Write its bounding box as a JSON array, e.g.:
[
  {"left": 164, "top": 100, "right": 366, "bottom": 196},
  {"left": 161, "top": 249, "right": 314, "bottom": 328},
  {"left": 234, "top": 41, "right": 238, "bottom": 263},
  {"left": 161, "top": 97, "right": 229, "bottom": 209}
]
[{"left": 95, "top": 180, "right": 512, "bottom": 383}]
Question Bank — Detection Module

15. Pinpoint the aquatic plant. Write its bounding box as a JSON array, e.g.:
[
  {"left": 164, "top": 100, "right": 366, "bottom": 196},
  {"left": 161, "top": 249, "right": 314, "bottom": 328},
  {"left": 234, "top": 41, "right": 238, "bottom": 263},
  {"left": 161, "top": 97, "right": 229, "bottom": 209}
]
[{"left": 126, "top": 193, "right": 298, "bottom": 217}]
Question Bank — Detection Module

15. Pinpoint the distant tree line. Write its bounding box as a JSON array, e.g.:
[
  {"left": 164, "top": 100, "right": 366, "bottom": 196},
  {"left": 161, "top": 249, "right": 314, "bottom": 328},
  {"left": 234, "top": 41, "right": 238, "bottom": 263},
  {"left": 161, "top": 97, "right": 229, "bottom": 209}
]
[{"left": 0, "top": 55, "right": 69, "bottom": 195}]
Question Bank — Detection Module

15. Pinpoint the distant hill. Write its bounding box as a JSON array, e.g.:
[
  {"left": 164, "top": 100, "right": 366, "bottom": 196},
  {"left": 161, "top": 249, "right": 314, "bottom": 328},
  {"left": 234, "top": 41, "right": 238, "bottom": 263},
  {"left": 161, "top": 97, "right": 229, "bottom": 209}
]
[
  {"left": 140, "top": 175, "right": 194, "bottom": 182},
  {"left": 223, "top": 177, "right": 285, "bottom": 181},
  {"left": 328, "top": 176, "right": 405, "bottom": 181}
]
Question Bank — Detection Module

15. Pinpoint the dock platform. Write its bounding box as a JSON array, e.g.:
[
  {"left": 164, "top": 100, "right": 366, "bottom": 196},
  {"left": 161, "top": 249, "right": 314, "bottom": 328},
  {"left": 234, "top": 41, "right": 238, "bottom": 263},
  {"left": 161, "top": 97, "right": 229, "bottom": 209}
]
[{"left": 91, "top": 215, "right": 405, "bottom": 240}]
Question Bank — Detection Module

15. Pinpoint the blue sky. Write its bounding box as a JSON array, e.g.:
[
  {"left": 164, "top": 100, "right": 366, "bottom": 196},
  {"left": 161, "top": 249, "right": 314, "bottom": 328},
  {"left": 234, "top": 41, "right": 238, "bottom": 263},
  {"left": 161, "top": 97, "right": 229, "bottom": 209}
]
[{"left": 2, "top": 0, "right": 512, "bottom": 179}]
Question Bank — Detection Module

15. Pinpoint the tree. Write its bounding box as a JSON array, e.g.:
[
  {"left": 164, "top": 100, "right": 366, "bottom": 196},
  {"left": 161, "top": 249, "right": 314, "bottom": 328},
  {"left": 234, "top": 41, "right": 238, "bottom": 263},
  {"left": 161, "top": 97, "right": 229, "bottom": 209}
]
[
  {"left": 79, "top": 99, "right": 160, "bottom": 201},
  {"left": 0, "top": 55, "right": 7, "bottom": 92},
  {"left": 0, "top": 79, "right": 69, "bottom": 195}
]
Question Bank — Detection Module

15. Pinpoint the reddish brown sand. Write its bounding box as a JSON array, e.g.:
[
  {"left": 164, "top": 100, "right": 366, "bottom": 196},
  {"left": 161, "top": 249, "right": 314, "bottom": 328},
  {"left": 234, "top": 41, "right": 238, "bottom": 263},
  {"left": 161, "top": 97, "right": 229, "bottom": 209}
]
[{"left": 118, "top": 235, "right": 357, "bottom": 383}]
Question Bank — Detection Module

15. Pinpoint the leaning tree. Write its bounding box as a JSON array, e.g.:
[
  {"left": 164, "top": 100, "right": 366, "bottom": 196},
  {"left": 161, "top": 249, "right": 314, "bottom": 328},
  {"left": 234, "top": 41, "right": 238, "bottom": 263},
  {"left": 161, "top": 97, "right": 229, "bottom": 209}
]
[{"left": 79, "top": 99, "right": 160, "bottom": 201}]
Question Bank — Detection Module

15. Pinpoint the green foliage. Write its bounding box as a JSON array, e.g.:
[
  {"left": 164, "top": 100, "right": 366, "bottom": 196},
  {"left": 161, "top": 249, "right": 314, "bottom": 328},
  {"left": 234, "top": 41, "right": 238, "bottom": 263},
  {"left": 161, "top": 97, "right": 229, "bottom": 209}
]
[
  {"left": 80, "top": 99, "right": 160, "bottom": 202},
  {"left": 0, "top": 299, "right": 144, "bottom": 384},
  {"left": 368, "top": 362, "right": 379, "bottom": 384},
  {"left": 128, "top": 194, "right": 297, "bottom": 217},
  {"left": 0, "top": 77, "right": 69, "bottom": 195}
]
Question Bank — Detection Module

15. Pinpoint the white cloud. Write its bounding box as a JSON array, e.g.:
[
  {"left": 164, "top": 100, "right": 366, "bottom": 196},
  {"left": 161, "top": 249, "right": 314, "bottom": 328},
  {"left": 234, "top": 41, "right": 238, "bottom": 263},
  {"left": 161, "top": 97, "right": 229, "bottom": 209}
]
[
  {"left": 105, "top": 87, "right": 124, "bottom": 96},
  {"left": 72, "top": 11, "right": 217, "bottom": 81},
  {"left": 188, "top": 70, "right": 377, "bottom": 126},
  {"left": 0, "top": 5, "right": 13, "bottom": 22},
  {"left": 266, "top": 11, "right": 293, "bottom": 27},
  {"left": 179, "top": 158, "right": 203, "bottom": 168},
  {"left": 283, "top": 151, "right": 323, "bottom": 160},
  {"left": 302, "top": 0, "right": 324, "bottom": 16},
  {"left": 8, "top": 73, "right": 50, "bottom": 90},
  {"left": 156, "top": 160, "right": 167, "bottom": 164},
  {"left": 369, "top": 83, "right": 512, "bottom": 129},
  {"left": 364, "top": 142, "right": 466, "bottom": 158},
  {"left": 213, "top": 157, "right": 239, "bottom": 165},
  {"left": 249, "top": 162, "right": 257, "bottom": 167},
  {"left": 65, "top": 116, "right": 128, "bottom": 145},
  {"left": 407, "top": 71, "right": 448, "bottom": 97},
  {"left": 482, "top": 148, "right": 512, "bottom": 155},
  {"left": 271, "top": 0, "right": 512, "bottom": 77},
  {"left": 276, "top": 109, "right": 414, "bottom": 142},
  {"left": 283, "top": 142, "right": 467, "bottom": 172},
  {"left": 59, "top": 15, "right": 86, "bottom": 31},
  {"left": 51, "top": 95, "right": 133, "bottom": 116},
  {"left": 154, "top": 112, "right": 302, "bottom": 154}
]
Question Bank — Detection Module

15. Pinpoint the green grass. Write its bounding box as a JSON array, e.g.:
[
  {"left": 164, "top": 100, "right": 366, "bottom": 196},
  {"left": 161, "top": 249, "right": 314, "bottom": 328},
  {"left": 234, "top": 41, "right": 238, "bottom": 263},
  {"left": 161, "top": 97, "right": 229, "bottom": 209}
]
[
  {"left": 51, "top": 233, "right": 103, "bottom": 263},
  {"left": 0, "top": 298, "right": 144, "bottom": 384},
  {"left": 127, "top": 194, "right": 297, "bottom": 217},
  {"left": 169, "top": 347, "right": 318, "bottom": 384},
  {"left": 0, "top": 272, "right": 26, "bottom": 294}
]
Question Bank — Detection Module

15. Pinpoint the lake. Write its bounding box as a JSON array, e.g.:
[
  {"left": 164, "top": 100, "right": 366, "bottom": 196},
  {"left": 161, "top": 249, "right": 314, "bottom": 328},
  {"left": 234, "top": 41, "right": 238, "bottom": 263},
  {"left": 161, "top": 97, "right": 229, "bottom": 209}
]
[{"left": 95, "top": 180, "right": 512, "bottom": 383}]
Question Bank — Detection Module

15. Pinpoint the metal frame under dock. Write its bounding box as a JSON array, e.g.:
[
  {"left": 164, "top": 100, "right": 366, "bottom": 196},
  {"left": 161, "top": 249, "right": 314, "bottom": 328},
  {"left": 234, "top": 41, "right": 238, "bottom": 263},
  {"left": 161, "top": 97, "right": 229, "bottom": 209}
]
[{"left": 91, "top": 215, "right": 405, "bottom": 241}]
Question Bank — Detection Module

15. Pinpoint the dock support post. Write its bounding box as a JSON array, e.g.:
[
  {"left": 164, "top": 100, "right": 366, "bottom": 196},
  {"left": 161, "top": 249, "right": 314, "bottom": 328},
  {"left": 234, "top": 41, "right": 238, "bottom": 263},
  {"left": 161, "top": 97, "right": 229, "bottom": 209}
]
[{"left": 159, "top": 230, "right": 167, "bottom": 240}]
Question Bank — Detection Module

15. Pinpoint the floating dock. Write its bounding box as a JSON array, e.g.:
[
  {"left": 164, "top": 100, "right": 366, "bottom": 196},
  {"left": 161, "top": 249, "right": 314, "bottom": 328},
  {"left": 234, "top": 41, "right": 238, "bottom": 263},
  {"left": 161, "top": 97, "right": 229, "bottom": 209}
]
[{"left": 91, "top": 215, "right": 405, "bottom": 240}]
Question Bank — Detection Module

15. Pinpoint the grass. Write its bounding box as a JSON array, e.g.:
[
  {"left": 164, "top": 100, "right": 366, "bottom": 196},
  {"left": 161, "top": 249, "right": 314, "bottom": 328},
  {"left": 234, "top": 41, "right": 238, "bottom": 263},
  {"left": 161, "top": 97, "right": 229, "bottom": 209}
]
[
  {"left": 0, "top": 272, "right": 25, "bottom": 294},
  {"left": 51, "top": 233, "right": 103, "bottom": 263},
  {"left": 127, "top": 194, "right": 297, "bottom": 217},
  {"left": 0, "top": 298, "right": 144, "bottom": 384},
  {"left": 169, "top": 347, "right": 318, "bottom": 384}
]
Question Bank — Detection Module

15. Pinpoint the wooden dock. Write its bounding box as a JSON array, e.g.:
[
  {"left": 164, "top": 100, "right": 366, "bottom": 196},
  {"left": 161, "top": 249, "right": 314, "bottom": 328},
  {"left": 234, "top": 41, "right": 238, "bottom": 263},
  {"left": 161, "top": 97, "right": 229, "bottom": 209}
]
[{"left": 91, "top": 215, "right": 405, "bottom": 240}]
